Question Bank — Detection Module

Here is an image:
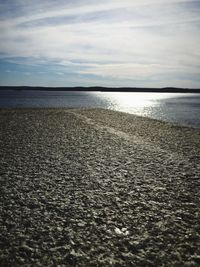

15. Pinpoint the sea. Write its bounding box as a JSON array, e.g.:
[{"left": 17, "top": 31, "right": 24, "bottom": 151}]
[{"left": 0, "top": 90, "right": 200, "bottom": 128}]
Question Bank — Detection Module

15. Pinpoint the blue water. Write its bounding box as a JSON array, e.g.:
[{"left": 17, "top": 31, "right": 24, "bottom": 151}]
[{"left": 0, "top": 90, "right": 200, "bottom": 128}]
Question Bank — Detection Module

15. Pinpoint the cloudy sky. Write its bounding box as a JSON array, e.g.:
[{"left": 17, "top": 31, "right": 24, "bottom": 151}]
[{"left": 0, "top": 0, "right": 200, "bottom": 88}]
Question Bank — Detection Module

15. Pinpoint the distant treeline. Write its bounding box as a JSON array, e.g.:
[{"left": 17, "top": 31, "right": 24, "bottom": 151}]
[{"left": 0, "top": 86, "right": 200, "bottom": 93}]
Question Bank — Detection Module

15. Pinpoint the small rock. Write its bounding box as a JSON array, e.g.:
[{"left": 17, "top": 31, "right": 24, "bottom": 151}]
[
  {"left": 114, "top": 227, "right": 129, "bottom": 236},
  {"left": 77, "top": 222, "right": 86, "bottom": 227}
]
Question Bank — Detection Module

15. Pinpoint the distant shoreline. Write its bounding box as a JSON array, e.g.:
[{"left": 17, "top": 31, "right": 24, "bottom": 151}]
[{"left": 0, "top": 86, "right": 200, "bottom": 93}]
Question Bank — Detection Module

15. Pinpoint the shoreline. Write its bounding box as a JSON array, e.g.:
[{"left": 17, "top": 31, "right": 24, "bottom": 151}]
[
  {"left": 1, "top": 86, "right": 200, "bottom": 93},
  {"left": 0, "top": 108, "right": 200, "bottom": 266},
  {"left": 1, "top": 106, "right": 200, "bottom": 130}
]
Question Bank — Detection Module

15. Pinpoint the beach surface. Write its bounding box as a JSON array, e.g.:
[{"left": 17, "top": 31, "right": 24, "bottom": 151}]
[{"left": 0, "top": 108, "right": 200, "bottom": 266}]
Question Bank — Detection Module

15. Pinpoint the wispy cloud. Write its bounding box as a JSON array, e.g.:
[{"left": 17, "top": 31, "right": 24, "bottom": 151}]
[{"left": 0, "top": 0, "right": 200, "bottom": 87}]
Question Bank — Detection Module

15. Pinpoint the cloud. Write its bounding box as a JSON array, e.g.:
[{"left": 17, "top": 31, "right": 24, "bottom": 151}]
[
  {"left": 0, "top": 0, "right": 200, "bottom": 87},
  {"left": 56, "top": 72, "right": 65, "bottom": 76}
]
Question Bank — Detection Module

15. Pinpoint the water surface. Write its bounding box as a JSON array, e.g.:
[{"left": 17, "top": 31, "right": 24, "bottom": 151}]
[{"left": 0, "top": 90, "right": 199, "bottom": 128}]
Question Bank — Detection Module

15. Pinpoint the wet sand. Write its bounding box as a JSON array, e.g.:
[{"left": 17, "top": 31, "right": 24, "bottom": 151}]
[{"left": 0, "top": 108, "right": 200, "bottom": 266}]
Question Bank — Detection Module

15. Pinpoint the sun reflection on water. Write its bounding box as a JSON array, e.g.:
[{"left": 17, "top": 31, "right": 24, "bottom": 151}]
[
  {"left": 96, "top": 92, "right": 187, "bottom": 119},
  {"left": 98, "top": 92, "right": 163, "bottom": 114}
]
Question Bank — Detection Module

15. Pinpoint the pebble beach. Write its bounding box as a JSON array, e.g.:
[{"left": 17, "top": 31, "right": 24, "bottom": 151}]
[{"left": 0, "top": 108, "right": 200, "bottom": 266}]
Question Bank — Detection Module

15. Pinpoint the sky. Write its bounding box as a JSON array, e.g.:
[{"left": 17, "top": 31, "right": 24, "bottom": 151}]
[{"left": 0, "top": 0, "right": 200, "bottom": 88}]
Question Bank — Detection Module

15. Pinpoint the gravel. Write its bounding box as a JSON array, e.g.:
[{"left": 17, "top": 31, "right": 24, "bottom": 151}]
[{"left": 0, "top": 108, "right": 200, "bottom": 267}]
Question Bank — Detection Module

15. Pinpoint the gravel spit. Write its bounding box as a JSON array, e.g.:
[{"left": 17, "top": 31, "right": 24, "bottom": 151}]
[{"left": 0, "top": 108, "right": 200, "bottom": 267}]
